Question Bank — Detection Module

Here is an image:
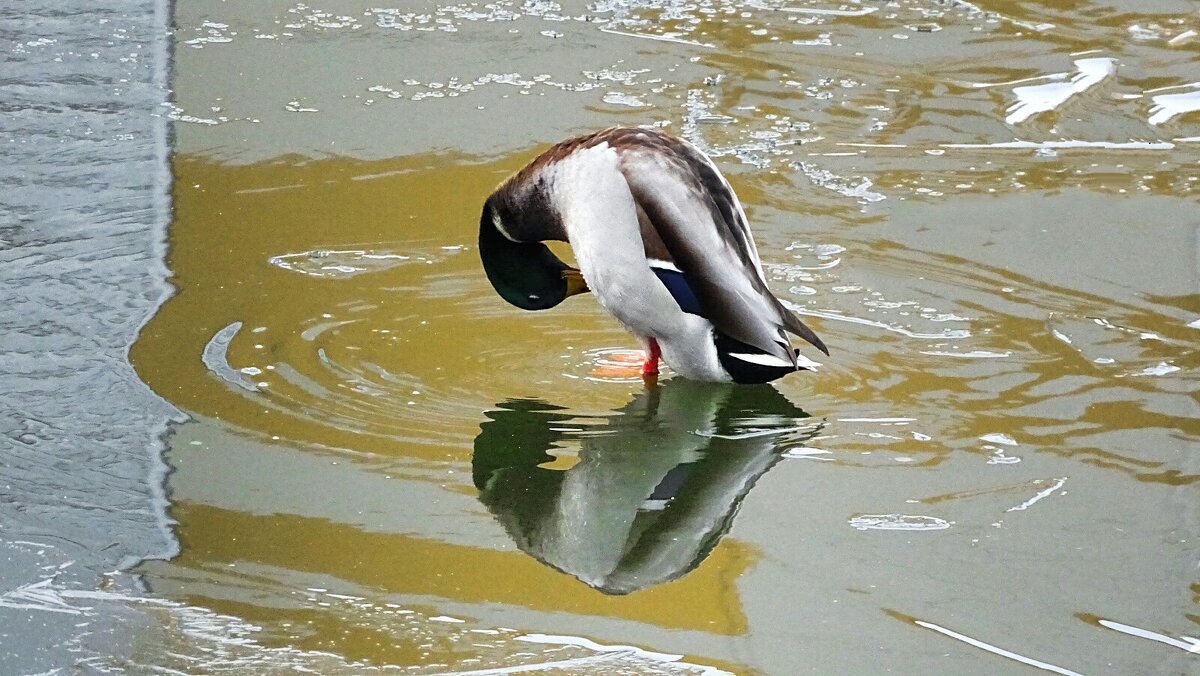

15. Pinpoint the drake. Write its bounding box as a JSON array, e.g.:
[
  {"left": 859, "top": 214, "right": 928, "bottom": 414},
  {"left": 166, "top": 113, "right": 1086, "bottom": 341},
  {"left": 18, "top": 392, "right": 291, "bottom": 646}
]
[{"left": 479, "top": 126, "right": 828, "bottom": 384}]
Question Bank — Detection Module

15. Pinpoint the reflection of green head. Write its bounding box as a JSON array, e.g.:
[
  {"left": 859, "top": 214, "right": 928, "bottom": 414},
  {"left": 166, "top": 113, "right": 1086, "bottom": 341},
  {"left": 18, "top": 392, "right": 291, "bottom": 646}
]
[{"left": 478, "top": 199, "right": 588, "bottom": 311}]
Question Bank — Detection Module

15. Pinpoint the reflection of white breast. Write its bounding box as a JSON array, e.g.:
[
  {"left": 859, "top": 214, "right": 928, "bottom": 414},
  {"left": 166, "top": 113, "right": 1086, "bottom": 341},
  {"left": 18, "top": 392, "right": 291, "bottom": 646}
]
[
  {"left": 532, "top": 384, "right": 726, "bottom": 589},
  {"left": 541, "top": 434, "right": 706, "bottom": 588},
  {"left": 480, "top": 381, "right": 812, "bottom": 595}
]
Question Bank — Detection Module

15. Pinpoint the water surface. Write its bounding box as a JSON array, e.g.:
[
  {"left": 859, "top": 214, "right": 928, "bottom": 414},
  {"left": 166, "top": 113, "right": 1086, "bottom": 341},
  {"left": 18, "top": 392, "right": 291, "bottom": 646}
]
[
  {"left": 136, "top": 1, "right": 1199, "bottom": 672},
  {"left": 5, "top": 0, "right": 1199, "bottom": 673}
]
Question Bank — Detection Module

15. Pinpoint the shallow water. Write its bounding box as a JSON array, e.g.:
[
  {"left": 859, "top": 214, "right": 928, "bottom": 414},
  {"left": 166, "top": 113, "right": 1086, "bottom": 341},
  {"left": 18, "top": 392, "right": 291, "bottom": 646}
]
[{"left": 4, "top": 0, "right": 1199, "bottom": 673}]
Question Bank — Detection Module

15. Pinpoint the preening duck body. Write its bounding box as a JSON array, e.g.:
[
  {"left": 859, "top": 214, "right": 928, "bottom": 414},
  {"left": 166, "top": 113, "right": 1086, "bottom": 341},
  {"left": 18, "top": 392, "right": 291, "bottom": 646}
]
[{"left": 479, "top": 127, "right": 827, "bottom": 384}]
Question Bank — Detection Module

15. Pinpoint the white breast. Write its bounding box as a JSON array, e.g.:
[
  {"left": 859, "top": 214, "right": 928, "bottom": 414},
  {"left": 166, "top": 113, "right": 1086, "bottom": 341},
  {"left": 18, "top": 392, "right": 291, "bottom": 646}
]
[
  {"left": 546, "top": 144, "right": 729, "bottom": 381},
  {"left": 548, "top": 144, "right": 673, "bottom": 335}
]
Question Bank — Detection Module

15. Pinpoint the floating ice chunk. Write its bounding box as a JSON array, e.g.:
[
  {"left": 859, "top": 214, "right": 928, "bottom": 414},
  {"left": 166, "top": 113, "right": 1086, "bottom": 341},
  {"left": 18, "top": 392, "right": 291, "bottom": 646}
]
[
  {"left": 1134, "top": 362, "right": 1180, "bottom": 376},
  {"left": 1148, "top": 86, "right": 1200, "bottom": 125},
  {"left": 1006, "top": 58, "right": 1116, "bottom": 124},
  {"left": 794, "top": 162, "right": 886, "bottom": 203},
  {"left": 602, "top": 91, "right": 649, "bottom": 108},
  {"left": 201, "top": 322, "right": 259, "bottom": 392},
  {"left": 849, "top": 514, "right": 951, "bottom": 531},
  {"left": 1168, "top": 29, "right": 1197, "bottom": 47}
]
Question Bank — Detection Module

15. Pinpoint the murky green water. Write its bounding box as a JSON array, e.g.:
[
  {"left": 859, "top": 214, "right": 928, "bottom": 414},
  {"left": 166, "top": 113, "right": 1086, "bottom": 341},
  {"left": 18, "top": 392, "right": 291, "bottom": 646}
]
[{"left": 5, "top": 0, "right": 1199, "bottom": 673}]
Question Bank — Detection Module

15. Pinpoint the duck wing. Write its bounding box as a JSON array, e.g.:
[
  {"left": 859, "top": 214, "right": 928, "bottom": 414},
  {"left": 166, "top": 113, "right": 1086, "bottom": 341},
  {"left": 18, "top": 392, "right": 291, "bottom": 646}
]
[{"left": 615, "top": 133, "right": 828, "bottom": 364}]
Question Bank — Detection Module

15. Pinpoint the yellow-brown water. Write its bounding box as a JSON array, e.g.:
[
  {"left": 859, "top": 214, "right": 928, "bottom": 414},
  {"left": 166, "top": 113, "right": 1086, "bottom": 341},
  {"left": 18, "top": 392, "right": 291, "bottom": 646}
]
[{"left": 121, "top": 0, "right": 1200, "bottom": 673}]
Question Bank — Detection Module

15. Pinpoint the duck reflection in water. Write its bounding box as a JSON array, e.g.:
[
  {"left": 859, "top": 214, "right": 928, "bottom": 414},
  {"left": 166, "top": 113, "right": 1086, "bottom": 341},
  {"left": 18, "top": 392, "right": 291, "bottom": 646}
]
[{"left": 472, "top": 379, "right": 819, "bottom": 595}]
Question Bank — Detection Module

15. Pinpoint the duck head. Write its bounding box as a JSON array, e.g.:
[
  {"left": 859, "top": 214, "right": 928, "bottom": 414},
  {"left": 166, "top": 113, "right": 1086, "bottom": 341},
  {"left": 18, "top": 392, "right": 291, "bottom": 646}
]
[{"left": 478, "top": 196, "right": 588, "bottom": 310}]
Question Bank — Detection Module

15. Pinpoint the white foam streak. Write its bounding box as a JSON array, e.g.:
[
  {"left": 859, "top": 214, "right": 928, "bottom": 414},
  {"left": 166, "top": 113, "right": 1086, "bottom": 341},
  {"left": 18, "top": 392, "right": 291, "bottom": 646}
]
[
  {"left": 963, "top": 73, "right": 1067, "bottom": 89},
  {"left": 921, "top": 350, "right": 1012, "bottom": 359},
  {"left": 782, "top": 446, "right": 833, "bottom": 460},
  {"left": 840, "top": 139, "right": 1180, "bottom": 151},
  {"left": 787, "top": 305, "right": 970, "bottom": 340},
  {"left": 942, "top": 140, "right": 1175, "bottom": 150},
  {"left": 1006, "top": 478, "right": 1066, "bottom": 512},
  {"left": 914, "top": 620, "right": 1084, "bottom": 675},
  {"left": 437, "top": 652, "right": 635, "bottom": 674},
  {"left": 513, "top": 634, "right": 734, "bottom": 675},
  {"left": 1098, "top": 619, "right": 1200, "bottom": 653},
  {"left": 694, "top": 424, "right": 817, "bottom": 440},
  {"left": 599, "top": 27, "right": 713, "bottom": 48},
  {"left": 836, "top": 142, "right": 908, "bottom": 148}
]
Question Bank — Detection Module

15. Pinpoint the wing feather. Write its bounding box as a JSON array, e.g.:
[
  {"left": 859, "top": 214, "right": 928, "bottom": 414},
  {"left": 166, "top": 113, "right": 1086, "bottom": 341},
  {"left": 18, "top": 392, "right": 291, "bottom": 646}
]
[{"left": 616, "top": 133, "right": 828, "bottom": 361}]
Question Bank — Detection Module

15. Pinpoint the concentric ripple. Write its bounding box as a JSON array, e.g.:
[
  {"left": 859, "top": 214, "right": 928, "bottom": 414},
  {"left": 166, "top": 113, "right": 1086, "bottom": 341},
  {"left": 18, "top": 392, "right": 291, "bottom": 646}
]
[{"left": 182, "top": 223, "right": 655, "bottom": 457}]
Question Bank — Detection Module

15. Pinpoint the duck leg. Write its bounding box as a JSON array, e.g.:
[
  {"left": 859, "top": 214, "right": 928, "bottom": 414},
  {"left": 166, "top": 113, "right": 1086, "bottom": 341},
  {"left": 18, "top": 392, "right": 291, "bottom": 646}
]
[{"left": 641, "top": 337, "right": 661, "bottom": 376}]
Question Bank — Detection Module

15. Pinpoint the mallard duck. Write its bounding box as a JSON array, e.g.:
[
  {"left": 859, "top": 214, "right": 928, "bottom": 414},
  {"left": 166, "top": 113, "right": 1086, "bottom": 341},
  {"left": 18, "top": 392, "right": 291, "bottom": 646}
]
[{"left": 479, "top": 126, "right": 828, "bottom": 384}]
